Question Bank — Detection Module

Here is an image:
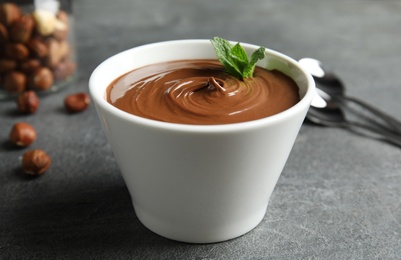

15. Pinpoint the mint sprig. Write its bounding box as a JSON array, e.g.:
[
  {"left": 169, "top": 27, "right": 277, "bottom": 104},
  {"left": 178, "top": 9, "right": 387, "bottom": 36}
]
[{"left": 210, "top": 37, "right": 266, "bottom": 79}]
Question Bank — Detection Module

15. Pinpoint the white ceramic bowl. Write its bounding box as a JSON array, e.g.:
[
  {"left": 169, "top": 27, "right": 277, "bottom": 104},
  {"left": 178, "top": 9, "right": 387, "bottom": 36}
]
[{"left": 89, "top": 39, "right": 315, "bottom": 243}]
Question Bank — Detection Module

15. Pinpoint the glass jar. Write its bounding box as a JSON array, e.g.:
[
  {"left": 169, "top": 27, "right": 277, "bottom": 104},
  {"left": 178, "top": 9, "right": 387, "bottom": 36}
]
[{"left": 0, "top": 0, "right": 76, "bottom": 100}]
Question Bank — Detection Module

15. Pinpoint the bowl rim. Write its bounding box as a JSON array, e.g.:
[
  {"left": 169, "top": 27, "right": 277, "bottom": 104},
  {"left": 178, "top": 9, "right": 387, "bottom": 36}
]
[{"left": 89, "top": 39, "right": 315, "bottom": 133}]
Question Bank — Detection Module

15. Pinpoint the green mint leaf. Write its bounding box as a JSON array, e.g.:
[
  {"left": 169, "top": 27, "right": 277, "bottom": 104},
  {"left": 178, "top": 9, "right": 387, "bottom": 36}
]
[
  {"left": 211, "top": 37, "right": 266, "bottom": 79},
  {"left": 230, "top": 43, "right": 248, "bottom": 72},
  {"left": 210, "top": 37, "right": 243, "bottom": 79},
  {"left": 243, "top": 46, "right": 266, "bottom": 78}
]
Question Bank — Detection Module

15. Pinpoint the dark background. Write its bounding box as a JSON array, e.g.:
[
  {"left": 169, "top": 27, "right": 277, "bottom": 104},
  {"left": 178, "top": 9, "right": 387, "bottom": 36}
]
[{"left": 1, "top": 0, "right": 401, "bottom": 258}]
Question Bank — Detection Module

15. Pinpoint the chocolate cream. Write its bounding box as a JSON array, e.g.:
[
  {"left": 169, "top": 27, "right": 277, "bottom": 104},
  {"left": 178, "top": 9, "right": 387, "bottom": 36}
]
[{"left": 106, "top": 59, "right": 300, "bottom": 125}]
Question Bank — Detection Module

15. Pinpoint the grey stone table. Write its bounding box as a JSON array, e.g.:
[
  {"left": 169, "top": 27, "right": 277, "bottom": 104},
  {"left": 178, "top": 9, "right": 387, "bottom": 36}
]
[{"left": 1, "top": 0, "right": 400, "bottom": 259}]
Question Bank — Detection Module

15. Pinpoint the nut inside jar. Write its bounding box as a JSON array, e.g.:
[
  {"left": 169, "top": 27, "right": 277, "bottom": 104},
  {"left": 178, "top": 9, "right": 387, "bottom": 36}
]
[{"left": 0, "top": 1, "right": 76, "bottom": 99}]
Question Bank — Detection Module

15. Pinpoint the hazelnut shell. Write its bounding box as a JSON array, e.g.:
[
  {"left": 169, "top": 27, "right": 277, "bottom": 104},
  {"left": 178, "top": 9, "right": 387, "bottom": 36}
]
[
  {"left": 22, "top": 149, "right": 51, "bottom": 176},
  {"left": 9, "top": 122, "right": 36, "bottom": 147}
]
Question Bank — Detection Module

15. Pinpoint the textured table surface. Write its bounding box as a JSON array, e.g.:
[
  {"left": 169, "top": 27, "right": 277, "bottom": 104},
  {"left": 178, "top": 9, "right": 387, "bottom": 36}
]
[{"left": 1, "top": 0, "right": 401, "bottom": 259}]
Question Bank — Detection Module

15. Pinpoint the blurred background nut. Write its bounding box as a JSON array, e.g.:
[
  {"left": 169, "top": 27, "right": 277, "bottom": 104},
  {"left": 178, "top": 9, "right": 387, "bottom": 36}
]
[
  {"left": 44, "top": 38, "right": 59, "bottom": 68},
  {"left": 22, "top": 149, "right": 51, "bottom": 176},
  {"left": 10, "top": 14, "right": 34, "bottom": 43},
  {"left": 0, "top": 23, "right": 9, "bottom": 44},
  {"left": 56, "top": 10, "right": 69, "bottom": 24},
  {"left": 17, "top": 90, "right": 39, "bottom": 114},
  {"left": 53, "top": 60, "right": 76, "bottom": 81},
  {"left": 3, "top": 71, "right": 26, "bottom": 92},
  {"left": 19, "top": 59, "right": 41, "bottom": 73},
  {"left": 0, "top": 58, "right": 17, "bottom": 73},
  {"left": 58, "top": 40, "right": 69, "bottom": 58},
  {"left": 53, "top": 11, "right": 69, "bottom": 40},
  {"left": 28, "top": 67, "right": 54, "bottom": 90},
  {"left": 0, "top": 3, "right": 22, "bottom": 27},
  {"left": 33, "top": 9, "right": 56, "bottom": 36},
  {"left": 9, "top": 122, "right": 36, "bottom": 147},
  {"left": 45, "top": 39, "right": 68, "bottom": 68},
  {"left": 27, "top": 38, "right": 48, "bottom": 58},
  {"left": 5, "top": 43, "right": 30, "bottom": 61}
]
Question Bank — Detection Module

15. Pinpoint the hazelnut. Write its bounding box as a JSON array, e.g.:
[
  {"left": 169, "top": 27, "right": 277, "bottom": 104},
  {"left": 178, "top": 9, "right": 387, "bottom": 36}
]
[
  {"left": 9, "top": 122, "right": 37, "bottom": 147},
  {"left": 22, "top": 149, "right": 51, "bottom": 176},
  {"left": 56, "top": 10, "right": 69, "bottom": 24},
  {"left": 28, "top": 67, "right": 54, "bottom": 91},
  {"left": 5, "top": 43, "right": 30, "bottom": 61},
  {"left": 53, "top": 11, "right": 69, "bottom": 41},
  {"left": 53, "top": 60, "right": 76, "bottom": 81},
  {"left": 53, "top": 22, "right": 68, "bottom": 40},
  {"left": 10, "top": 14, "right": 34, "bottom": 43},
  {"left": 33, "top": 9, "right": 56, "bottom": 36},
  {"left": 44, "top": 39, "right": 62, "bottom": 68},
  {"left": 0, "top": 23, "right": 9, "bottom": 44},
  {"left": 19, "top": 59, "right": 41, "bottom": 73},
  {"left": 58, "top": 40, "right": 70, "bottom": 60},
  {"left": 17, "top": 90, "right": 40, "bottom": 114},
  {"left": 27, "top": 38, "right": 48, "bottom": 58},
  {"left": 3, "top": 71, "right": 27, "bottom": 93},
  {"left": 0, "top": 3, "right": 22, "bottom": 27},
  {"left": 0, "top": 58, "right": 17, "bottom": 73},
  {"left": 64, "top": 92, "right": 91, "bottom": 113}
]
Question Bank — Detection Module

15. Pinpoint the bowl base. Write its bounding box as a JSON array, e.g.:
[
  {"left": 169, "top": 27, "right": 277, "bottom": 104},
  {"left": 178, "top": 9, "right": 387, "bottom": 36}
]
[{"left": 133, "top": 203, "right": 268, "bottom": 244}]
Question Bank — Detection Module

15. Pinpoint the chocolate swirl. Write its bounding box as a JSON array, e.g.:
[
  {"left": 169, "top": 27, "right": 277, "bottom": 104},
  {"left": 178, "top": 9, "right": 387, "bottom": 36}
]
[{"left": 107, "top": 60, "right": 300, "bottom": 125}]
